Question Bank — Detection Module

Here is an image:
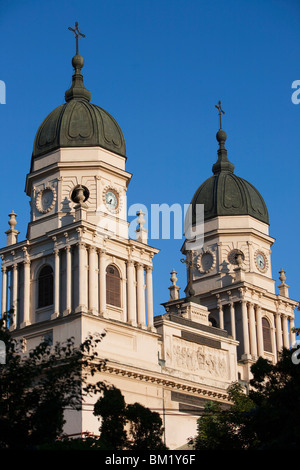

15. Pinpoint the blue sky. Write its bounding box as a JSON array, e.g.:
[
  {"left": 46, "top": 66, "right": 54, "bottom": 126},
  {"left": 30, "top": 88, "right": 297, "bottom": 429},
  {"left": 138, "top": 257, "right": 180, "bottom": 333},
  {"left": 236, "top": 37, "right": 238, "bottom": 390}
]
[{"left": 0, "top": 0, "right": 299, "bottom": 324}]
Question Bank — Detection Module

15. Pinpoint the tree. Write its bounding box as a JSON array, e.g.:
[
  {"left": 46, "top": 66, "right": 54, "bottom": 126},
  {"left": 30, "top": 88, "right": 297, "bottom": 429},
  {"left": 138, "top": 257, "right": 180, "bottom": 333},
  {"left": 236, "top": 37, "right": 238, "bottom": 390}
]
[
  {"left": 93, "top": 385, "right": 167, "bottom": 450},
  {"left": 93, "top": 385, "right": 127, "bottom": 450},
  {"left": 0, "top": 314, "right": 106, "bottom": 449},
  {"left": 191, "top": 383, "right": 256, "bottom": 450},
  {"left": 126, "top": 402, "right": 166, "bottom": 450},
  {"left": 248, "top": 348, "right": 300, "bottom": 449},
  {"left": 190, "top": 347, "right": 300, "bottom": 450}
]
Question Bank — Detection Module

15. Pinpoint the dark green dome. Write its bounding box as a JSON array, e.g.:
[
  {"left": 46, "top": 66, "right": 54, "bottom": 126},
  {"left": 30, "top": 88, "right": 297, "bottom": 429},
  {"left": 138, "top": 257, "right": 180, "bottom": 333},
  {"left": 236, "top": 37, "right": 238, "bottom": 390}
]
[
  {"left": 32, "top": 54, "right": 126, "bottom": 160},
  {"left": 191, "top": 129, "right": 269, "bottom": 225}
]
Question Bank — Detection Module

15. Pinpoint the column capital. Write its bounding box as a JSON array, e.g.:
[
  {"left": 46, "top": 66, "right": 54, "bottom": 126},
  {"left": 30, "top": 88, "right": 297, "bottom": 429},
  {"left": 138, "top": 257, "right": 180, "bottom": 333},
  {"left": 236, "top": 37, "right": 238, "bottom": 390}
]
[{"left": 77, "top": 241, "right": 86, "bottom": 249}]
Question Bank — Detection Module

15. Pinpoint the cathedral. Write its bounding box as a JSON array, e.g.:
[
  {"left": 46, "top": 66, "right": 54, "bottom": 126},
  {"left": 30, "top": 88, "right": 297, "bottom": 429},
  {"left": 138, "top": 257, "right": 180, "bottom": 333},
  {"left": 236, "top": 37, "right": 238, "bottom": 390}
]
[{"left": 0, "top": 30, "right": 297, "bottom": 449}]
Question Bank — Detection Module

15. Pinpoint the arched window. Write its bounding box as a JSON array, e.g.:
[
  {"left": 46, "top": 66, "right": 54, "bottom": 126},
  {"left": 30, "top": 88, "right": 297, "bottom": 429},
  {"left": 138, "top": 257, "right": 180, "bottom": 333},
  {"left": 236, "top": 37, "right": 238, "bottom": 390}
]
[
  {"left": 106, "top": 265, "right": 121, "bottom": 307},
  {"left": 38, "top": 265, "right": 53, "bottom": 308},
  {"left": 262, "top": 317, "right": 272, "bottom": 352}
]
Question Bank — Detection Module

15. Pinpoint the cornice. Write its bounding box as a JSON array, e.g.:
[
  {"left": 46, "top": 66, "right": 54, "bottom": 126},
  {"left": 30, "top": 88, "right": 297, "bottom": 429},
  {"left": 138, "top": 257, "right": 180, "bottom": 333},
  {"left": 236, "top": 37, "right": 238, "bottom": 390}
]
[{"left": 102, "top": 361, "right": 230, "bottom": 403}]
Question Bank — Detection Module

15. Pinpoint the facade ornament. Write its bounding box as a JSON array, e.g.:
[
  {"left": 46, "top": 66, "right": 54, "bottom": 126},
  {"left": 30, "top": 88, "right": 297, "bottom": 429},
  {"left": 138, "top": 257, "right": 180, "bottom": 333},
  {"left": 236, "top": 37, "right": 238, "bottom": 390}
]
[
  {"left": 278, "top": 268, "right": 290, "bottom": 298},
  {"left": 168, "top": 269, "right": 180, "bottom": 301},
  {"left": 6, "top": 211, "right": 19, "bottom": 246},
  {"left": 22, "top": 246, "right": 30, "bottom": 264},
  {"left": 135, "top": 210, "right": 148, "bottom": 244},
  {"left": 35, "top": 186, "right": 57, "bottom": 214}
]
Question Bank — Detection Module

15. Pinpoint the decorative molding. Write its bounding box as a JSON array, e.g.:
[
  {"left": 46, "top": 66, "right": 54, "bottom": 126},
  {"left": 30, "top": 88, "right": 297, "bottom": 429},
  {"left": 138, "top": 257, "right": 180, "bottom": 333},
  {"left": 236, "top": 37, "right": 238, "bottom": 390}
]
[
  {"left": 196, "top": 247, "right": 216, "bottom": 274},
  {"left": 102, "top": 364, "right": 229, "bottom": 402},
  {"left": 36, "top": 185, "right": 57, "bottom": 214}
]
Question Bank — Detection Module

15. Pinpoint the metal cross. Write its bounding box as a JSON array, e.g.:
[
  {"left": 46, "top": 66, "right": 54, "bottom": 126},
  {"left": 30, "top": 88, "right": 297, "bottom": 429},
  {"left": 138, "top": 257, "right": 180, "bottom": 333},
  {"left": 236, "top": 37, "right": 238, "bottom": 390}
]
[
  {"left": 68, "top": 22, "right": 85, "bottom": 55},
  {"left": 215, "top": 100, "right": 225, "bottom": 129}
]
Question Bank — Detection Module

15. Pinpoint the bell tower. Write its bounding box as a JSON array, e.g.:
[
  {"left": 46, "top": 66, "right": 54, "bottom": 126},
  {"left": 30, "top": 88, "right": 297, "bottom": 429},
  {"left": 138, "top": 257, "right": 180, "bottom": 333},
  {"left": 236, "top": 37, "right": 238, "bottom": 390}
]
[
  {"left": 0, "top": 24, "right": 158, "bottom": 340},
  {"left": 169, "top": 102, "right": 297, "bottom": 382}
]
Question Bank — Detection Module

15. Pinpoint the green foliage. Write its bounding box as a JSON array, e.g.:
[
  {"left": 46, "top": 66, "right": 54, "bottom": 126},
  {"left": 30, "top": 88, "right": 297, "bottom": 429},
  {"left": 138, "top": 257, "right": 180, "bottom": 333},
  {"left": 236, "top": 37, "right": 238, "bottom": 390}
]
[
  {"left": 94, "top": 386, "right": 167, "bottom": 450},
  {"left": 248, "top": 348, "right": 300, "bottom": 449},
  {"left": 0, "top": 317, "right": 106, "bottom": 450},
  {"left": 191, "top": 383, "right": 256, "bottom": 450},
  {"left": 93, "top": 385, "right": 127, "bottom": 450},
  {"left": 191, "top": 348, "right": 300, "bottom": 450},
  {"left": 126, "top": 402, "right": 166, "bottom": 450}
]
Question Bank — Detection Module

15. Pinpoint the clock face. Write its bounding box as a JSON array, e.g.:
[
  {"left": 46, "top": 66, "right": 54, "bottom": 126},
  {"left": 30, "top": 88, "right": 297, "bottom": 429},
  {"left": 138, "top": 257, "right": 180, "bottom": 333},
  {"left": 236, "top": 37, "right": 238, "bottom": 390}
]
[
  {"left": 201, "top": 253, "right": 213, "bottom": 271},
  {"left": 256, "top": 253, "right": 266, "bottom": 270},
  {"left": 197, "top": 250, "right": 215, "bottom": 274},
  {"left": 105, "top": 190, "right": 119, "bottom": 211},
  {"left": 41, "top": 189, "right": 54, "bottom": 211},
  {"left": 36, "top": 186, "right": 56, "bottom": 214}
]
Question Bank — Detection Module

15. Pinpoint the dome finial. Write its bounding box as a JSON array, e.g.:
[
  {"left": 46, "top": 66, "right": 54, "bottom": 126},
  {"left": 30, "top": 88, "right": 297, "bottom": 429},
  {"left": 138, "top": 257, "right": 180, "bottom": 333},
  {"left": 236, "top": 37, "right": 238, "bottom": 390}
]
[
  {"left": 212, "top": 100, "right": 234, "bottom": 174},
  {"left": 65, "top": 22, "right": 91, "bottom": 102}
]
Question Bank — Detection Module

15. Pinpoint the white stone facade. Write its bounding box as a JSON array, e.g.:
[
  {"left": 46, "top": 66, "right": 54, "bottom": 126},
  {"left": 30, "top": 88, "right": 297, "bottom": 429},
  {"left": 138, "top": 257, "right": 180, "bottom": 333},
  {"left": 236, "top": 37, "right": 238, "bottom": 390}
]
[{"left": 0, "top": 73, "right": 297, "bottom": 450}]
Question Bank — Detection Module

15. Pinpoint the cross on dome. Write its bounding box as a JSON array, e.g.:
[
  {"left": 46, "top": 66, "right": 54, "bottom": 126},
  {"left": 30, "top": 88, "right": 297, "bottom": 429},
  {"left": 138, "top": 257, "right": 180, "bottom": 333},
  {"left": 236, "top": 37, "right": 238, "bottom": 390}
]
[
  {"left": 68, "top": 21, "right": 85, "bottom": 55},
  {"left": 215, "top": 100, "right": 225, "bottom": 130}
]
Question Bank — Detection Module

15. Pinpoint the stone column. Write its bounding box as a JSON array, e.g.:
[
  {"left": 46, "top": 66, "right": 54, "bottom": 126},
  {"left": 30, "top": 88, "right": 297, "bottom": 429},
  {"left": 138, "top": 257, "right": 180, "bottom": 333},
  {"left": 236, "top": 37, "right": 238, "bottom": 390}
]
[
  {"left": 241, "top": 299, "right": 250, "bottom": 359},
  {"left": 64, "top": 245, "right": 72, "bottom": 316},
  {"left": 146, "top": 266, "right": 154, "bottom": 330},
  {"left": 76, "top": 242, "right": 87, "bottom": 313},
  {"left": 51, "top": 248, "right": 60, "bottom": 319},
  {"left": 89, "top": 246, "right": 97, "bottom": 315},
  {"left": 218, "top": 303, "right": 224, "bottom": 329},
  {"left": 256, "top": 305, "right": 264, "bottom": 357},
  {"left": 127, "top": 260, "right": 136, "bottom": 326},
  {"left": 282, "top": 314, "right": 289, "bottom": 348},
  {"left": 275, "top": 311, "right": 283, "bottom": 353},
  {"left": 1, "top": 266, "right": 7, "bottom": 322},
  {"left": 21, "top": 259, "right": 31, "bottom": 327},
  {"left": 229, "top": 301, "right": 236, "bottom": 339},
  {"left": 290, "top": 317, "right": 296, "bottom": 347},
  {"left": 99, "top": 249, "right": 107, "bottom": 317},
  {"left": 271, "top": 318, "right": 277, "bottom": 358},
  {"left": 11, "top": 264, "right": 18, "bottom": 329},
  {"left": 248, "top": 302, "right": 257, "bottom": 358},
  {"left": 136, "top": 263, "right": 146, "bottom": 328}
]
